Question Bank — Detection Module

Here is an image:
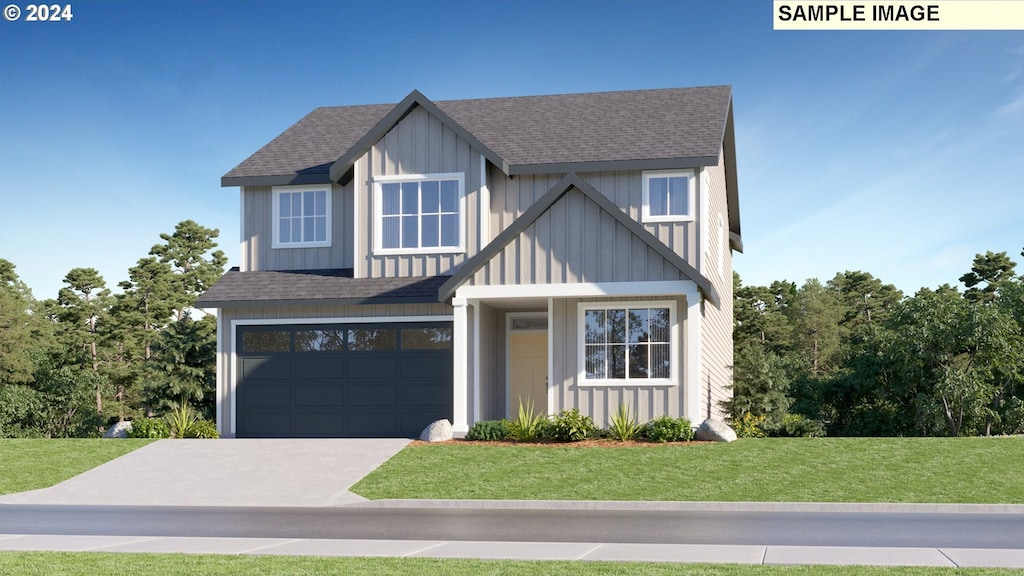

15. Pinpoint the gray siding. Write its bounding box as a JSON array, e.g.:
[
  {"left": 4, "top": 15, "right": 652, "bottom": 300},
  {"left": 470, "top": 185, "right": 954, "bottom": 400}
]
[
  {"left": 470, "top": 187, "right": 686, "bottom": 286},
  {"left": 549, "top": 296, "right": 688, "bottom": 428},
  {"left": 486, "top": 169, "right": 697, "bottom": 271},
  {"left": 215, "top": 302, "right": 453, "bottom": 437},
  {"left": 700, "top": 149, "right": 735, "bottom": 420},
  {"left": 240, "top": 184, "right": 353, "bottom": 272},
  {"left": 355, "top": 106, "right": 484, "bottom": 278},
  {"left": 476, "top": 303, "right": 505, "bottom": 421}
]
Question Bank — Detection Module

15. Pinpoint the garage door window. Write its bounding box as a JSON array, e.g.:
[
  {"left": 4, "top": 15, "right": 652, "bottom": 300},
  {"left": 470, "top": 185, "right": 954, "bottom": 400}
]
[
  {"left": 295, "top": 329, "right": 345, "bottom": 352},
  {"left": 348, "top": 328, "right": 397, "bottom": 351},
  {"left": 401, "top": 327, "right": 453, "bottom": 349},
  {"left": 241, "top": 330, "right": 291, "bottom": 353}
]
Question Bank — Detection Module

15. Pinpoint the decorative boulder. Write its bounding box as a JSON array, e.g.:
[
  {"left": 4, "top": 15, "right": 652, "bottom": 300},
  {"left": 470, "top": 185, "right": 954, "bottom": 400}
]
[
  {"left": 420, "top": 419, "right": 453, "bottom": 442},
  {"left": 695, "top": 418, "right": 737, "bottom": 442},
  {"left": 103, "top": 421, "right": 133, "bottom": 439}
]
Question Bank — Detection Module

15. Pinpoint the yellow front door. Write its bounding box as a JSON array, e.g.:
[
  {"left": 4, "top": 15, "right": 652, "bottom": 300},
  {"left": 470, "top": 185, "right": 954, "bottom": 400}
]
[{"left": 509, "top": 331, "right": 548, "bottom": 418}]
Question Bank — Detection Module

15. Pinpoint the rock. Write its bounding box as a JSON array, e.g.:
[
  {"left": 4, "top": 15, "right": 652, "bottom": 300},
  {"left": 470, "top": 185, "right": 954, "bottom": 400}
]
[
  {"left": 420, "top": 419, "right": 453, "bottom": 442},
  {"left": 695, "top": 418, "right": 737, "bottom": 442},
  {"left": 103, "top": 421, "right": 133, "bottom": 439}
]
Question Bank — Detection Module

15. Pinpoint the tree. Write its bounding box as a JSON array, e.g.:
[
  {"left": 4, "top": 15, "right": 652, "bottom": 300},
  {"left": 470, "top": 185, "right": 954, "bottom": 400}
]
[
  {"left": 0, "top": 259, "right": 46, "bottom": 385},
  {"left": 960, "top": 251, "right": 1017, "bottom": 303},
  {"left": 883, "top": 287, "right": 1019, "bottom": 436},
  {"left": 149, "top": 220, "right": 227, "bottom": 320},
  {"left": 55, "top": 268, "right": 113, "bottom": 418},
  {"left": 144, "top": 315, "right": 217, "bottom": 418},
  {"left": 827, "top": 271, "right": 902, "bottom": 339},
  {"left": 788, "top": 279, "right": 843, "bottom": 377}
]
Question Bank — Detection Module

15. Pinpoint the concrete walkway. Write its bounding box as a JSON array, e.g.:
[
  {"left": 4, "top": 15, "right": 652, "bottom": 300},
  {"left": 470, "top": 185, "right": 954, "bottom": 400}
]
[
  {"left": 0, "top": 439, "right": 410, "bottom": 507},
  {"left": 1, "top": 534, "right": 1023, "bottom": 567}
]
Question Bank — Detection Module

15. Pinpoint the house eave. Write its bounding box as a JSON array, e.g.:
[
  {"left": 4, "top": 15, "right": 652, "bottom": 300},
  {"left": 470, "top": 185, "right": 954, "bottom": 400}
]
[{"left": 196, "top": 295, "right": 443, "bottom": 309}]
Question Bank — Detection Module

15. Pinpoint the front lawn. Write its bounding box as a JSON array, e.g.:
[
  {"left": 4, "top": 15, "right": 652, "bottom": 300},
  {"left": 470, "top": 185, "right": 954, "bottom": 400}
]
[
  {"left": 351, "top": 437, "right": 1024, "bottom": 503},
  {"left": 0, "top": 552, "right": 1016, "bottom": 576},
  {"left": 0, "top": 439, "right": 154, "bottom": 495}
]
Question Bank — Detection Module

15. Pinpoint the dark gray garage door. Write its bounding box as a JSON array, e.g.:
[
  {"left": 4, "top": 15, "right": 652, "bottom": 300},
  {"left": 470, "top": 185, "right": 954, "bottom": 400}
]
[{"left": 236, "top": 322, "right": 453, "bottom": 438}]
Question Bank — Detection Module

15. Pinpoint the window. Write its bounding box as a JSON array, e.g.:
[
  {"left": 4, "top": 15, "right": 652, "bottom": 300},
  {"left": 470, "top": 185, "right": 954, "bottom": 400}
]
[
  {"left": 580, "top": 302, "right": 675, "bottom": 385},
  {"left": 272, "top": 185, "right": 331, "bottom": 248},
  {"left": 642, "top": 170, "right": 694, "bottom": 222},
  {"left": 374, "top": 174, "right": 463, "bottom": 253}
]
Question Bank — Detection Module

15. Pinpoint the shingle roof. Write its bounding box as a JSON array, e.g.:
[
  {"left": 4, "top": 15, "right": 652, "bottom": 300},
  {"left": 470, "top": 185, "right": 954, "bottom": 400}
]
[
  {"left": 194, "top": 268, "right": 450, "bottom": 308},
  {"left": 222, "top": 86, "right": 733, "bottom": 185}
]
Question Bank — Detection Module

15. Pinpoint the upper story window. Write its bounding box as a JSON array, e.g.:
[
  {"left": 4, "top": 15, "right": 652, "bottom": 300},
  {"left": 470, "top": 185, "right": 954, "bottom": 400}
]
[
  {"left": 272, "top": 185, "right": 331, "bottom": 249},
  {"left": 374, "top": 173, "right": 464, "bottom": 254},
  {"left": 642, "top": 170, "right": 694, "bottom": 223}
]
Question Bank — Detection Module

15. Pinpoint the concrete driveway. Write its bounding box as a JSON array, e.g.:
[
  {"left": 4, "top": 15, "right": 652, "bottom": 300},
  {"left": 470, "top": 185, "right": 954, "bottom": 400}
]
[{"left": 0, "top": 439, "right": 410, "bottom": 507}]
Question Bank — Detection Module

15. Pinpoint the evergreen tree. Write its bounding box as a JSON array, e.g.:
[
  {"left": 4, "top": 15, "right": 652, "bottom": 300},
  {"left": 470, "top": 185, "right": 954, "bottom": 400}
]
[
  {"left": 960, "top": 251, "right": 1017, "bottom": 303},
  {"left": 149, "top": 220, "right": 227, "bottom": 320},
  {"left": 55, "top": 268, "right": 113, "bottom": 419}
]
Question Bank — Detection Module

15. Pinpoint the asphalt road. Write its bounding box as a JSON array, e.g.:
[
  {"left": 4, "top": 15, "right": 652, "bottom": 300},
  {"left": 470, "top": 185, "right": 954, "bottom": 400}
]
[{"left": 1, "top": 505, "right": 1022, "bottom": 549}]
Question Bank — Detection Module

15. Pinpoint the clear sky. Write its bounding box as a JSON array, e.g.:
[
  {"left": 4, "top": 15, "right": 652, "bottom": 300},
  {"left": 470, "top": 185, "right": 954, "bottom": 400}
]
[{"left": 1, "top": 0, "right": 1021, "bottom": 300}]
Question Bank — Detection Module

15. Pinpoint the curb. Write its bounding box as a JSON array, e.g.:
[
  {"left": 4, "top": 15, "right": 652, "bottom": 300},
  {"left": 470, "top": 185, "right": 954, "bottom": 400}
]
[{"left": 353, "top": 499, "right": 1024, "bottom": 515}]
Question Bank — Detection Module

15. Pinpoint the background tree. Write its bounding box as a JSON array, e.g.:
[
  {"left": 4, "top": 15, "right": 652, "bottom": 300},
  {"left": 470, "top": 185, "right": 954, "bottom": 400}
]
[
  {"left": 149, "top": 220, "right": 227, "bottom": 321},
  {"left": 960, "top": 251, "right": 1017, "bottom": 303},
  {"left": 54, "top": 268, "right": 114, "bottom": 421}
]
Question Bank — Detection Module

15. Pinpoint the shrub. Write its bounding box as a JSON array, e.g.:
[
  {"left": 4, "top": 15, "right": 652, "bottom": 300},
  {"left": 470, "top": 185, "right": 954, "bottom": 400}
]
[
  {"left": 506, "top": 398, "right": 546, "bottom": 441},
  {"left": 187, "top": 419, "right": 220, "bottom": 439},
  {"left": 644, "top": 416, "right": 694, "bottom": 443},
  {"left": 466, "top": 419, "right": 509, "bottom": 441},
  {"left": 126, "top": 418, "right": 170, "bottom": 439},
  {"left": 608, "top": 403, "right": 642, "bottom": 441},
  {"left": 550, "top": 409, "right": 596, "bottom": 442},
  {"left": 165, "top": 403, "right": 199, "bottom": 439},
  {"left": 769, "top": 413, "right": 826, "bottom": 438},
  {"left": 733, "top": 413, "right": 768, "bottom": 439}
]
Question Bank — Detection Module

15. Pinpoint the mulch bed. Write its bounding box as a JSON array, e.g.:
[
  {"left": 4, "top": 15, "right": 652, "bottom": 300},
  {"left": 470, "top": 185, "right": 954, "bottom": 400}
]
[{"left": 410, "top": 438, "right": 713, "bottom": 448}]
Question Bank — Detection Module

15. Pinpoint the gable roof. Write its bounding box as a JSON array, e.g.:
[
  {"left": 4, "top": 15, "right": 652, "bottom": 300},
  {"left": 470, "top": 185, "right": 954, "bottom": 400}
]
[
  {"left": 438, "top": 173, "right": 721, "bottom": 307},
  {"left": 222, "top": 86, "right": 734, "bottom": 185},
  {"left": 194, "top": 268, "right": 450, "bottom": 308}
]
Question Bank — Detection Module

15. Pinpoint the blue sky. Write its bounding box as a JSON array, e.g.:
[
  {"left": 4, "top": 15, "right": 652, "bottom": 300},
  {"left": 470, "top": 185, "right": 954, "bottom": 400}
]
[{"left": 1, "top": 0, "right": 1021, "bottom": 300}]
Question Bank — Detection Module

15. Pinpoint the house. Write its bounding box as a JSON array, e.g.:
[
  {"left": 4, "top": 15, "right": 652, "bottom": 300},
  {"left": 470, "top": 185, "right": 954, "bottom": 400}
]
[{"left": 196, "top": 86, "right": 742, "bottom": 438}]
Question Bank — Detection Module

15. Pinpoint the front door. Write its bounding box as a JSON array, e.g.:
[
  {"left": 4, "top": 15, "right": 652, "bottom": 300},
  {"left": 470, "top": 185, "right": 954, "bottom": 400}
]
[{"left": 508, "top": 330, "right": 548, "bottom": 417}]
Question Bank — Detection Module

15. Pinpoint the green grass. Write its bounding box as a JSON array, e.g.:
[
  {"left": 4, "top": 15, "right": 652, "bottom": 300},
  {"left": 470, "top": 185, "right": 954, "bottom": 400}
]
[
  {"left": 352, "top": 437, "right": 1024, "bottom": 503},
  {"left": 0, "top": 553, "right": 1017, "bottom": 576},
  {"left": 0, "top": 439, "right": 154, "bottom": 495}
]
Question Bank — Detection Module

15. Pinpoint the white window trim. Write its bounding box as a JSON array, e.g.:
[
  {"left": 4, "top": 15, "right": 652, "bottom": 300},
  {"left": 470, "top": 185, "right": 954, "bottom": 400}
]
[
  {"left": 271, "top": 184, "right": 332, "bottom": 249},
  {"left": 372, "top": 172, "right": 466, "bottom": 255},
  {"left": 576, "top": 300, "right": 679, "bottom": 387},
  {"left": 642, "top": 169, "right": 695, "bottom": 223}
]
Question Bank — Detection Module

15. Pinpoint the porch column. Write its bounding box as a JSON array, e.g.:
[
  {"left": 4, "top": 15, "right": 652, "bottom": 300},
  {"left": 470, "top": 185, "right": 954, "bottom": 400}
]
[
  {"left": 452, "top": 297, "right": 470, "bottom": 435},
  {"left": 684, "top": 291, "right": 703, "bottom": 424}
]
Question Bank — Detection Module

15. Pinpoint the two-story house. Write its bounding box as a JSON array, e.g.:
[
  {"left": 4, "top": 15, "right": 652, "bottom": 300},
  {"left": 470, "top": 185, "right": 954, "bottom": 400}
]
[{"left": 196, "top": 86, "right": 742, "bottom": 439}]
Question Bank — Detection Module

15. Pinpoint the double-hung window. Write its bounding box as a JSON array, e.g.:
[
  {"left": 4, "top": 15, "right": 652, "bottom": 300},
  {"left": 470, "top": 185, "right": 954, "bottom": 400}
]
[
  {"left": 580, "top": 302, "right": 676, "bottom": 385},
  {"left": 272, "top": 185, "right": 331, "bottom": 248},
  {"left": 642, "top": 170, "right": 694, "bottom": 222},
  {"left": 374, "top": 173, "right": 464, "bottom": 253}
]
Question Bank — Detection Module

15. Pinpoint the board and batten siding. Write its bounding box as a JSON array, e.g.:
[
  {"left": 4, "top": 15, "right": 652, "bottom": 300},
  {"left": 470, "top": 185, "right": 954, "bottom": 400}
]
[
  {"left": 215, "top": 302, "right": 453, "bottom": 437},
  {"left": 486, "top": 169, "right": 697, "bottom": 274},
  {"left": 700, "top": 148, "right": 734, "bottom": 420},
  {"left": 470, "top": 187, "right": 686, "bottom": 287},
  {"left": 354, "top": 105, "right": 484, "bottom": 279},
  {"left": 548, "top": 296, "right": 689, "bottom": 428},
  {"left": 240, "top": 184, "right": 354, "bottom": 272}
]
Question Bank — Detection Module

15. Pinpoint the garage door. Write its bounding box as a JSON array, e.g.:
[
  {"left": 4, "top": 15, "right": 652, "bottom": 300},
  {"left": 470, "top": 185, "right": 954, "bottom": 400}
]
[{"left": 236, "top": 322, "right": 453, "bottom": 438}]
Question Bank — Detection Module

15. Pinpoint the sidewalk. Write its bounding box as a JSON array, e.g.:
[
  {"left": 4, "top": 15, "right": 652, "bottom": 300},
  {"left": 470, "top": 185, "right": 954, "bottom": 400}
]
[{"left": 1, "top": 533, "right": 1023, "bottom": 567}]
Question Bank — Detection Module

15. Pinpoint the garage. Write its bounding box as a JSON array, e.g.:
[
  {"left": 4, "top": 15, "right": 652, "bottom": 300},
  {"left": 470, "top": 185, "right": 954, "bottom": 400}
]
[{"left": 235, "top": 322, "right": 453, "bottom": 438}]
